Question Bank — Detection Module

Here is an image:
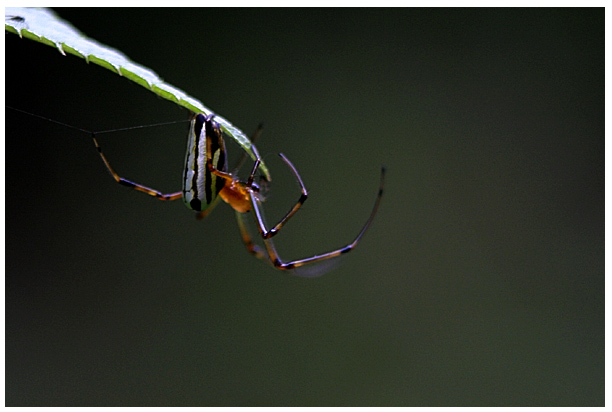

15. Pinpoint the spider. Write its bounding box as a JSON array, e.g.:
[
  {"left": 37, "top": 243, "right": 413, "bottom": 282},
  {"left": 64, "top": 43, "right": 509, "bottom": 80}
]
[{"left": 12, "top": 108, "right": 385, "bottom": 276}]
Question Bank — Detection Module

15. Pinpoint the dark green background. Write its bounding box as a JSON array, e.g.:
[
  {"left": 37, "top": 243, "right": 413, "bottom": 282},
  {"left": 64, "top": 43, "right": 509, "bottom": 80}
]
[{"left": 6, "top": 8, "right": 603, "bottom": 406}]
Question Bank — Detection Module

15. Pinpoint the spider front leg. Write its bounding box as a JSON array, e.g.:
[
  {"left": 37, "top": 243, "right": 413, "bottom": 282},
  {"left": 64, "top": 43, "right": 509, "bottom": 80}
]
[
  {"left": 246, "top": 154, "right": 309, "bottom": 239},
  {"left": 244, "top": 157, "right": 386, "bottom": 274}
]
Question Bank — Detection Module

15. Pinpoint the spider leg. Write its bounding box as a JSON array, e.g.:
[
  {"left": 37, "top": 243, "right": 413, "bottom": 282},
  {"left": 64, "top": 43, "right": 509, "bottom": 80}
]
[
  {"left": 92, "top": 136, "right": 182, "bottom": 201},
  {"left": 194, "top": 197, "right": 222, "bottom": 220},
  {"left": 246, "top": 166, "right": 386, "bottom": 274},
  {"left": 248, "top": 153, "right": 308, "bottom": 239},
  {"left": 234, "top": 210, "right": 270, "bottom": 261}
]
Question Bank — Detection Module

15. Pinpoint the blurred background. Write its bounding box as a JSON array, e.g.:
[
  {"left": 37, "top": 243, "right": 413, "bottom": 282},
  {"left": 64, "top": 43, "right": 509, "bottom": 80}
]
[{"left": 5, "top": 8, "right": 603, "bottom": 406}]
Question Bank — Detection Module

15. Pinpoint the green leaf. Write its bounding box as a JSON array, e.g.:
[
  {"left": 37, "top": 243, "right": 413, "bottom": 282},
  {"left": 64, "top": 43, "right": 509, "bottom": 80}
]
[{"left": 5, "top": 7, "right": 270, "bottom": 179}]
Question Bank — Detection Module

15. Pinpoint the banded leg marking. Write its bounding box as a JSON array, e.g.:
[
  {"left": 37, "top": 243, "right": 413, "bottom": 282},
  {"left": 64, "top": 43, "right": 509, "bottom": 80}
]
[{"left": 93, "top": 136, "right": 182, "bottom": 201}]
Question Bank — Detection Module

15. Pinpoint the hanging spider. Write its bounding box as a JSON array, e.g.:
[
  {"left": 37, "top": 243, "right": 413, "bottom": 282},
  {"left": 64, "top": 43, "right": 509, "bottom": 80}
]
[{"left": 11, "top": 108, "right": 385, "bottom": 276}]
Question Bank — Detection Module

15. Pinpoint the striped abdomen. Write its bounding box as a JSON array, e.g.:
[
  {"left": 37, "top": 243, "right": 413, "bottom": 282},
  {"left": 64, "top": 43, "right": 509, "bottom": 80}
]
[{"left": 182, "top": 113, "right": 228, "bottom": 212}]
